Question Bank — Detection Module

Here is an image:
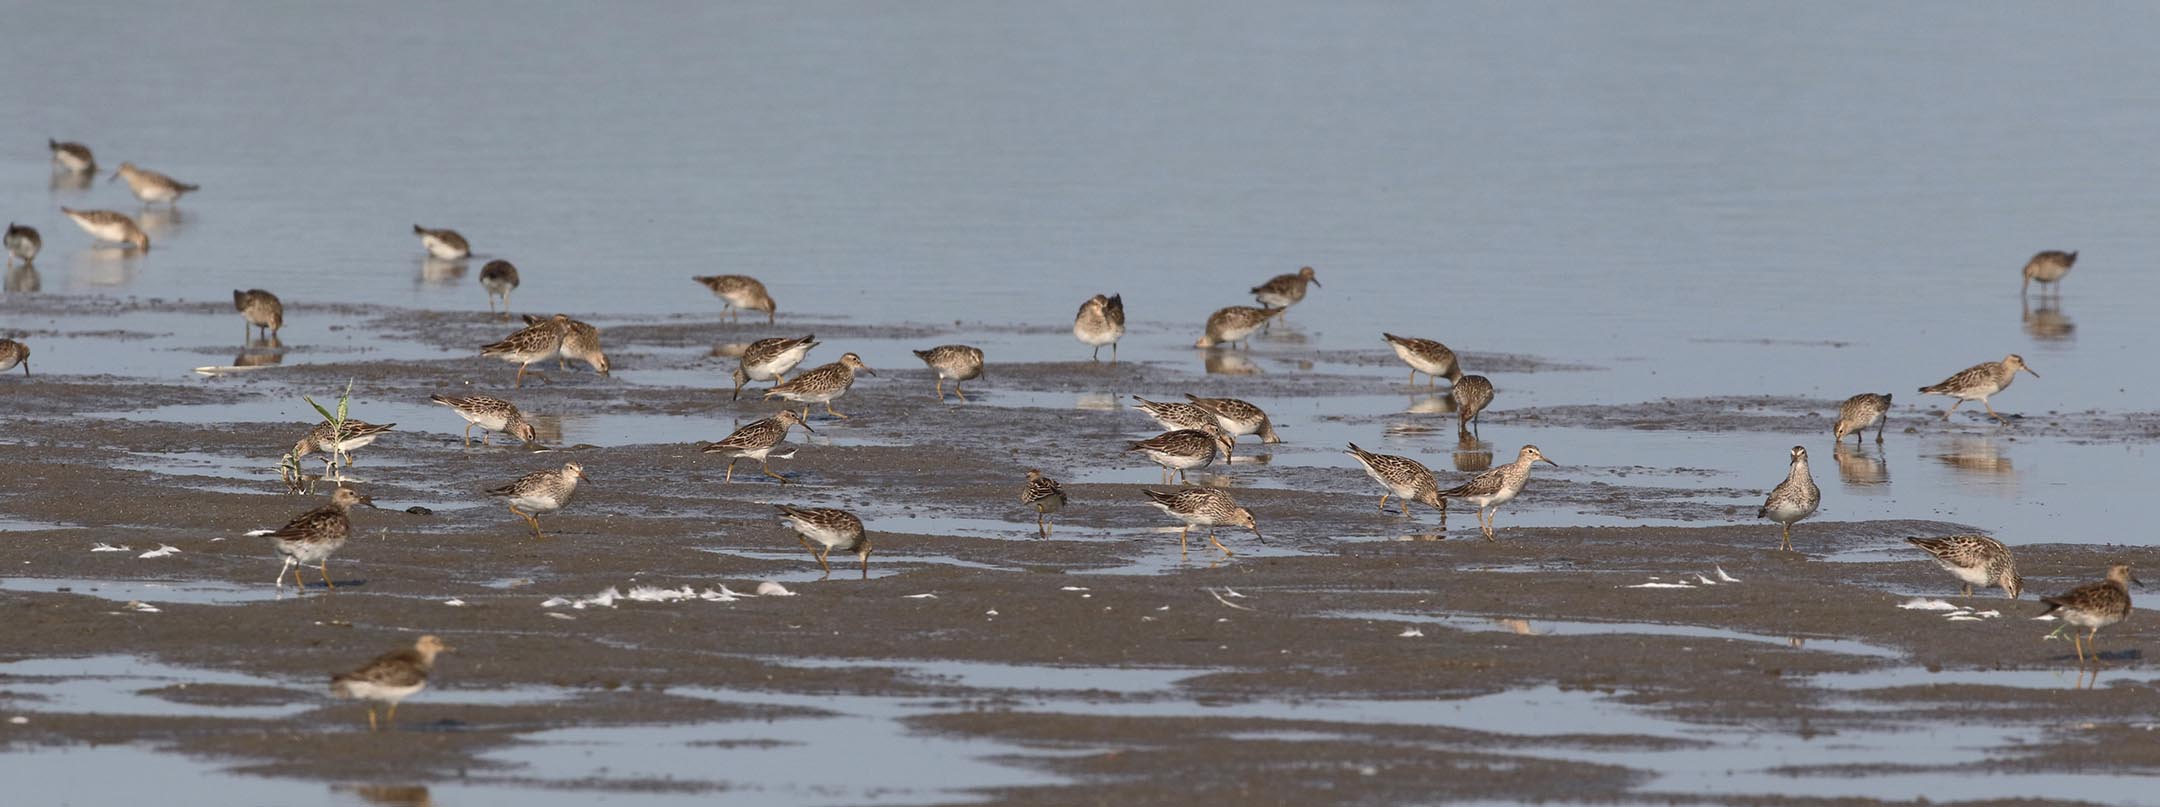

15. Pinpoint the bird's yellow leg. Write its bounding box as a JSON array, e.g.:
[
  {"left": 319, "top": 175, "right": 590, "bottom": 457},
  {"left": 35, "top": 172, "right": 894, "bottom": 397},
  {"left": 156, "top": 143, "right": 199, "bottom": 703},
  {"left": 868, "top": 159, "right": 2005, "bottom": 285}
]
[
  {"left": 385, "top": 702, "right": 398, "bottom": 727},
  {"left": 366, "top": 706, "right": 378, "bottom": 732},
  {"left": 463, "top": 422, "right": 474, "bottom": 447},
  {"left": 1377, "top": 493, "right": 1390, "bottom": 511},
  {"left": 724, "top": 459, "right": 737, "bottom": 483},
  {"left": 933, "top": 379, "right": 945, "bottom": 400},
  {"left": 761, "top": 461, "right": 787, "bottom": 483},
  {"left": 825, "top": 401, "right": 849, "bottom": 420},
  {"left": 954, "top": 382, "right": 968, "bottom": 402},
  {"left": 1179, "top": 526, "right": 1190, "bottom": 556},
  {"left": 320, "top": 561, "right": 335, "bottom": 590},
  {"left": 1209, "top": 528, "right": 1232, "bottom": 557}
]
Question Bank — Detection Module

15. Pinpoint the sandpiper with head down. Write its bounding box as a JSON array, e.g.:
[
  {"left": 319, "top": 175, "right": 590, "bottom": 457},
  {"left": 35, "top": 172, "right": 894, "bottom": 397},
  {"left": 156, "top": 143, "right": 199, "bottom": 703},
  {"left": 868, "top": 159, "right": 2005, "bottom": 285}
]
[
  {"left": 1128, "top": 423, "right": 1234, "bottom": 484},
  {"left": 266, "top": 487, "right": 376, "bottom": 590},
  {"left": 1919, "top": 355, "right": 2037, "bottom": 424},
  {"left": 233, "top": 289, "right": 284, "bottom": 341},
  {"left": 2020, "top": 250, "right": 2076, "bottom": 297},
  {"left": 0, "top": 339, "right": 29, "bottom": 377},
  {"left": 1142, "top": 487, "right": 1260, "bottom": 557},
  {"left": 331, "top": 635, "right": 452, "bottom": 731},
  {"left": 479, "top": 260, "right": 519, "bottom": 315},
  {"left": 522, "top": 313, "right": 608, "bottom": 376},
  {"left": 412, "top": 225, "right": 470, "bottom": 260},
  {"left": 1345, "top": 442, "right": 1445, "bottom": 517},
  {"left": 1132, "top": 395, "right": 1216, "bottom": 432},
  {"left": 1452, "top": 375, "right": 1495, "bottom": 436},
  {"left": 1383, "top": 333, "right": 1460, "bottom": 387},
  {"left": 1834, "top": 393, "right": 1893, "bottom": 443},
  {"left": 1074, "top": 293, "right": 1125, "bottom": 362},
  {"left": 694, "top": 275, "right": 776, "bottom": 324},
  {"left": 913, "top": 344, "right": 985, "bottom": 401},
  {"left": 1183, "top": 394, "right": 1282, "bottom": 444},
  {"left": 1905, "top": 534, "right": 2021, "bottom": 599},
  {"left": 4, "top": 223, "right": 39, "bottom": 266},
  {"left": 703, "top": 410, "right": 812, "bottom": 483},
  {"left": 60, "top": 208, "right": 149, "bottom": 251},
  {"left": 1438, "top": 444, "right": 1557, "bottom": 541},
  {"left": 731, "top": 334, "right": 819, "bottom": 400},
  {"left": 487, "top": 462, "right": 587, "bottom": 539},
  {"left": 292, "top": 420, "right": 395, "bottom": 479},
  {"left": 765, "top": 352, "right": 873, "bottom": 420},
  {"left": 1021, "top": 469, "right": 1067, "bottom": 537},
  {"left": 1195, "top": 306, "right": 1283, "bottom": 349},
  {"left": 48, "top": 139, "right": 95, "bottom": 173},
  {"left": 481, "top": 314, "right": 568, "bottom": 388},
  {"left": 428, "top": 394, "right": 539, "bottom": 447},
  {"left": 775, "top": 505, "right": 871, "bottom": 579}
]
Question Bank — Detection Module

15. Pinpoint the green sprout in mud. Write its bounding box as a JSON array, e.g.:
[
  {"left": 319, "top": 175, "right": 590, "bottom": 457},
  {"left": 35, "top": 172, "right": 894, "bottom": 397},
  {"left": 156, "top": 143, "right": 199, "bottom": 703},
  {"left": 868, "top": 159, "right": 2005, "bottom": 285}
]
[{"left": 280, "top": 379, "right": 357, "bottom": 494}]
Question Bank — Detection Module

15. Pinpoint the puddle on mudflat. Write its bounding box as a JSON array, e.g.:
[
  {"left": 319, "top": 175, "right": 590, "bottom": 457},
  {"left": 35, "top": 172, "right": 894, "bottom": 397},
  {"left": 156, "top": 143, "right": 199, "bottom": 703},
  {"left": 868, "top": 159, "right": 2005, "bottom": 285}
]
[
  {"left": 768, "top": 657, "right": 1204, "bottom": 695},
  {"left": 0, "top": 656, "right": 570, "bottom": 721},
  {"left": 0, "top": 516, "right": 81, "bottom": 532},
  {"left": 1807, "top": 665, "right": 2160, "bottom": 691},
  {"left": 0, "top": 577, "right": 280, "bottom": 605},
  {"left": 1334, "top": 611, "right": 1901, "bottom": 658},
  {"left": 693, "top": 547, "right": 991, "bottom": 581}
]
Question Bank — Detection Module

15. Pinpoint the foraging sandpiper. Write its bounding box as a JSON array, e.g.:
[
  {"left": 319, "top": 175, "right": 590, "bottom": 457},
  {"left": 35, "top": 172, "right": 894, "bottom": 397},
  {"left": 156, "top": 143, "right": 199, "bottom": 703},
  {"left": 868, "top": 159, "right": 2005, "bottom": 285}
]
[
  {"left": 60, "top": 208, "right": 149, "bottom": 251},
  {"left": 703, "top": 410, "right": 812, "bottom": 483},
  {"left": 267, "top": 487, "right": 375, "bottom": 590},
  {"left": 479, "top": 260, "right": 519, "bottom": 315},
  {"left": 293, "top": 420, "right": 396, "bottom": 479},
  {"left": 48, "top": 138, "right": 95, "bottom": 172},
  {"left": 2020, "top": 250, "right": 2076, "bottom": 297},
  {"left": 486, "top": 462, "right": 587, "bottom": 539},
  {"left": 331, "top": 635, "right": 452, "bottom": 731},
  {"left": 731, "top": 335, "right": 819, "bottom": 400},
  {"left": 1142, "top": 487, "right": 1260, "bottom": 557},
  {"left": 1074, "top": 293, "right": 1125, "bottom": 362},
  {"left": 4, "top": 223, "right": 39, "bottom": 265},
  {"left": 412, "top": 225, "right": 470, "bottom": 260},
  {"left": 1021, "top": 469, "right": 1067, "bottom": 537},
  {"left": 1345, "top": 442, "right": 1445, "bottom": 517},
  {"left": 1251, "top": 266, "right": 1320, "bottom": 310},
  {"left": 693, "top": 275, "right": 777, "bottom": 324},
  {"left": 913, "top": 344, "right": 985, "bottom": 401},
  {"left": 428, "top": 394, "right": 538, "bottom": 447},
  {"left": 1439, "top": 444, "right": 1557, "bottom": 541},
  {"left": 1919, "top": 355, "right": 2036, "bottom": 423},
  {"left": 775, "top": 505, "right": 871, "bottom": 579},
  {"left": 110, "top": 162, "right": 198, "bottom": 205},
  {"left": 521, "top": 313, "right": 607, "bottom": 376},
  {"left": 481, "top": 314, "right": 568, "bottom": 388},
  {"left": 1758, "top": 445, "right": 1819, "bottom": 551},
  {"left": 1132, "top": 395, "right": 1216, "bottom": 432},
  {"left": 1452, "top": 375, "right": 1495, "bottom": 436},
  {"left": 1905, "top": 534, "right": 2021, "bottom": 599},
  {"left": 1383, "top": 333, "right": 1461, "bottom": 386},
  {"left": 233, "top": 289, "right": 284, "bottom": 341},
  {"left": 1834, "top": 393, "right": 1893, "bottom": 443},
  {"left": 1195, "top": 306, "right": 1282, "bottom": 349},
  {"left": 2040, "top": 564, "right": 2140, "bottom": 665},
  {"left": 0, "top": 339, "right": 28, "bottom": 376},
  {"left": 1128, "top": 423, "right": 1234, "bottom": 484},
  {"left": 764, "top": 352, "right": 873, "bottom": 420},
  {"left": 1183, "top": 394, "right": 1282, "bottom": 444}
]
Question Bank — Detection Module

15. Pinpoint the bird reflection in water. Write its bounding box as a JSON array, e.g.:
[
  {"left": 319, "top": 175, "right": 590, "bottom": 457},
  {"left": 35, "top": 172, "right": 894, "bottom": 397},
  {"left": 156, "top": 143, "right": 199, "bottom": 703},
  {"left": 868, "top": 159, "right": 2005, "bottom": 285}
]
[
  {"left": 2021, "top": 297, "right": 2074, "bottom": 343},
  {"left": 1076, "top": 392, "right": 1118, "bottom": 411},
  {"left": 419, "top": 256, "right": 467, "bottom": 286},
  {"left": 523, "top": 414, "right": 567, "bottom": 445},
  {"left": 71, "top": 247, "right": 141, "bottom": 286},
  {"left": 333, "top": 784, "right": 433, "bottom": 807},
  {"left": 1406, "top": 393, "right": 1456, "bottom": 415},
  {"left": 1831, "top": 442, "right": 1889, "bottom": 488},
  {"left": 49, "top": 169, "right": 92, "bottom": 192},
  {"left": 1931, "top": 436, "right": 2015, "bottom": 479},
  {"left": 1203, "top": 350, "right": 1260, "bottom": 376},
  {"left": 5, "top": 264, "right": 39, "bottom": 293},
  {"left": 136, "top": 206, "right": 188, "bottom": 238},
  {"left": 234, "top": 335, "right": 285, "bottom": 368},
  {"left": 1453, "top": 432, "right": 1494, "bottom": 473}
]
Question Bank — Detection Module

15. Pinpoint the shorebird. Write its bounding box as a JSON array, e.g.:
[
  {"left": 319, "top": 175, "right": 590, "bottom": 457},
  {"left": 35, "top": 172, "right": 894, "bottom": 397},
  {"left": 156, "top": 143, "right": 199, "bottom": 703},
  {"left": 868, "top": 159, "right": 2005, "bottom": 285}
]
[
  {"left": 1834, "top": 393, "right": 1893, "bottom": 443},
  {"left": 1021, "top": 469, "right": 1067, "bottom": 537},
  {"left": 1452, "top": 375, "right": 1495, "bottom": 436},
  {"left": 1142, "top": 487, "right": 1260, "bottom": 557},
  {"left": 331, "top": 635, "right": 452, "bottom": 731},
  {"left": 2040, "top": 564, "right": 2140, "bottom": 665},
  {"left": 4, "top": 223, "right": 39, "bottom": 265},
  {"left": 521, "top": 313, "right": 607, "bottom": 376},
  {"left": 1758, "top": 446, "right": 1819, "bottom": 551},
  {"left": 481, "top": 314, "right": 568, "bottom": 388},
  {"left": 1195, "top": 306, "right": 1282, "bottom": 349},
  {"left": 1383, "top": 333, "right": 1460, "bottom": 386},
  {"left": 428, "top": 394, "right": 538, "bottom": 447},
  {"left": 110, "top": 162, "right": 198, "bottom": 205},
  {"left": 1251, "top": 266, "right": 1320, "bottom": 311},
  {"left": 1074, "top": 293, "right": 1125, "bottom": 362},
  {"left": 1438, "top": 444, "right": 1556, "bottom": 540},
  {"left": 693, "top": 275, "right": 776, "bottom": 323},
  {"left": 1344, "top": 442, "right": 1444, "bottom": 517},
  {"left": 765, "top": 352, "right": 873, "bottom": 419},
  {"left": 1128, "top": 424, "right": 1234, "bottom": 484},
  {"left": 1183, "top": 394, "right": 1282, "bottom": 444},
  {"left": 913, "top": 344, "right": 985, "bottom": 401},
  {"left": 731, "top": 335, "right": 818, "bottom": 400},
  {"left": 479, "top": 260, "right": 519, "bottom": 315},
  {"left": 267, "top": 487, "right": 375, "bottom": 590},
  {"left": 292, "top": 420, "right": 395, "bottom": 478},
  {"left": 48, "top": 139, "right": 94, "bottom": 172},
  {"left": 487, "top": 462, "right": 587, "bottom": 539},
  {"left": 2020, "top": 250, "right": 2077, "bottom": 297},
  {"left": 59, "top": 208, "right": 148, "bottom": 251},
  {"left": 703, "top": 410, "right": 812, "bottom": 483},
  {"left": 775, "top": 505, "right": 871, "bottom": 579},
  {"left": 0, "top": 339, "right": 28, "bottom": 376},
  {"left": 412, "top": 225, "right": 470, "bottom": 260},
  {"left": 233, "top": 289, "right": 283, "bottom": 340},
  {"left": 1920, "top": 355, "right": 2037, "bottom": 423},
  {"left": 1904, "top": 534, "right": 2021, "bottom": 599},
  {"left": 1132, "top": 395, "right": 1216, "bottom": 432}
]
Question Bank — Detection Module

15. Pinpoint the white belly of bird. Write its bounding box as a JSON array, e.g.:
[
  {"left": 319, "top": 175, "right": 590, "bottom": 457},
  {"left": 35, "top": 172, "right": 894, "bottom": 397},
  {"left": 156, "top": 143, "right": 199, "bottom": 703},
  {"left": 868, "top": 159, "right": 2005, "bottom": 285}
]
[
  {"left": 6, "top": 236, "right": 38, "bottom": 261},
  {"left": 774, "top": 385, "right": 843, "bottom": 404},
  {"left": 1144, "top": 447, "right": 1216, "bottom": 472},
  {"left": 0, "top": 356, "right": 20, "bottom": 373},
  {"left": 1075, "top": 322, "right": 1122, "bottom": 346},
  {"left": 720, "top": 290, "right": 762, "bottom": 309},
  {"left": 499, "top": 345, "right": 561, "bottom": 365},
  {"left": 332, "top": 434, "right": 382, "bottom": 452},
  {"left": 1361, "top": 464, "right": 1421, "bottom": 499},
  {"left": 421, "top": 234, "right": 466, "bottom": 259},
  {"left": 71, "top": 217, "right": 133, "bottom": 243},
  {"left": 750, "top": 347, "right": 811, "bottom": 380},
  {"left": 1463, "top": 485, "right": 1519, "bottom": 510},
  {"left": 789, "top": 522, "right": 852, "bottom": 549},
  {"left": 460, "top": 411, "right": 511, "bottom": 432},
  {"left": 1211, "top": 320, "right": 1264, "bottom": 344},
  {"left": 334, "top": 679, "right": 426, "bottom": 704},
  {"left": 1938, "top": 560, "right": 1992, "bottom": 588},
  {"left": 1763, "top": 499, "right": 1817, "bottom": 524},
  {"left": 1254, "top": 290, "right": 1296, "bottom": 308},
  {"left": 1149, "top": 502, "right": 1218, "bottom": 527},
  {"left": 2061, "top": 609, "right": 2120, "bottom": 629},
  {"left": 54, "top": 152, "right": 92, "bottom": 171},
  {"left": 275, "top": 537, "right": 343, "bottom": 564},
  {"left": 1390, "top": 343, "right": 1451, "bottom": 375},
  {"left": 1211, "top": 414, "right": 1260, "bottom": 437},
  {"left": 131, "top": 182, "right": 178, "bottom": 203},
  {"left": 510, "top": 493, "right": 564, "bottom": 513},
  {"left": 728, "top": 445, "right": 775, "bottom": 461},
  {"left": 2031, "top": 265, "right": 2070, "bottom": 282}
]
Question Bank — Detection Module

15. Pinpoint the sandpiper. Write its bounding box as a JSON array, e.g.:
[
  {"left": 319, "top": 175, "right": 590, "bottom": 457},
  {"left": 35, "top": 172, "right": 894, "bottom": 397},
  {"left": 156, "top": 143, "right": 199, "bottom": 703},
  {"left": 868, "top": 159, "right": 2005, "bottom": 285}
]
[
  {"left": 702, "top": 410, "right": 812, "bottom": 483},
  {"left": 1195, "top": 306, "right": 1282, "bottom": 349},
  {"left": 292, "top": 420, "right": 395, "bottom": 478},
  {"left": 267, "top": 487, "right": 375, "bottom": 590},
  {"left": 1183, "top": 394, "right": 1282, "bottom": 444},
  {"left": 48, "top": 139, "right": 95, "bottom": 172},
  {"left": 487, "top": 462, "right": 587, "bottom": 539},
  {"left": 1758, "top": 446, "right": 1819, "bottom": 551},
  {"left": 731, "top": 335, "right": 819, "bottom": 400},
  {"left": 2020, "top": 250, "right": 2077, "bottom": 296},
  {"left": 1021, "top": 468, "right": 1067, "bottom": 537},
  {"left": 1251, "top": 266, "right": 1320, "bottom": 310},
  {"left": 481, "top": 314, "right": 568, "bottom": 388},
  {"left": 775, "top": 504, "right": 871, "bottom": 579},
  {"left": 1383, "top": 333, "right": 1461, "bottom": 386},
  {"left": 765, "top": 352, "right": 873, "bottom": 419},
  {"left": 110, "top": 162, "right": 198, "bottom": 205},
  {"left": 233, "top": 289, "right": 284, "bottom": 340},
  {"left": 2040, "top": 564, "right": 2140, "bottom": 665},
  {"left": 331, "top": 635, "right": 452, "bottom": 731},
  {"left": 1142, "top": 487, "right": 1260, "bottom": 557},
  {"left": 1133, "top": 395, "right": 1216, "bottom": 432},
  {"left": 59, "top": 208, "right": 149, "bottom": 251},
  {"left": 1452, "top": 375, "right": 1495, "bottom": 436},
  {"left": 1834, "top": 393, "right": 1893, "bottom": 443},
  {"left": 1128, "top": 424, "right": 1234, "bottom": 484},
  {"left": 1344, "top": 442, "right": 1444, "bottom": 517},
  {"left": 1074, "top": 293, "right": 1125, "bottom": 362},
  {"left": 4, "top": 223, "right": 39, "bottom": 265},
  {"left": 522, "top": 313, "right": 607, "bottom": 376},
  {"left": 428, "top": 394, "right": 538, "bottom": 446},
  {"left": 1438, "top": 444, "right": 1557, "bottom": 541},
  {"left": 693, "top": 275, "right": 776, "bottom": 323},
  {"left": 913, "top": 344, "right": 985, "bottom": 401},
  {"left": 0, "top": 339, "right": 28, "bottom": 376},
  {"left": 1920, "top": 354, "right": 2037, "bottom": 423},
  {"left": 479, "top": 260, "right": 519, "bottom": 314},
  {"left": 412, "top": 225, "right": 470, "bottom": 260},
  {"left": 1905, "top": 534, "right": 2021, "bottom": 599}
]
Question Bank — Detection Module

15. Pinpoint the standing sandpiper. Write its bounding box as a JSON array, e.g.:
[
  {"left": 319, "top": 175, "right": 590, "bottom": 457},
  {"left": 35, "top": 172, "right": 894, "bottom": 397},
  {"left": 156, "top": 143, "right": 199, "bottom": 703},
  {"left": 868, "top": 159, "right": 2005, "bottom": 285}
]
[
  {"left": 292, "top": 420, "right": 396, "bottom": 479},
  {"left": 731, "top": 335, "right": 819, "bottom": 400},
  {"left": 4, "top": 223, "right": 39, "bottom": 266},
  {"left": 2040, "top": 564, "right": 2139, "bottom": 666},
  {"left": 1021, "top": 469, "right": 1067, "bottom": 537},
  {"left": 1438, "top": 444, "right": 1557, "bottom": 541},
  {"left": 233, "top": 289, "right": 284, "bottom": 341},
  {"left": 1834, "top": 393, "right": 1893, "bottom": 443},
  {"left": 487, "top": 462, "right": 587, "bottom": 539},
  {"left": 703, "top": 410, "right": 812, "bottom": 483},
  {"left": 1920, "top": 355, "right": 2037, "bottom": 423},
  {"left": 1383, "top": 333, "right": 1461, "bottom": 386},
  {"left": 60, "top": 208, "right": 149, "bottom": 251},
  {"left": 267, "top": 487, "right": 375, "bottom": 590},
  {"left": 1142, "top": 487, "right": 1261, "bottom": 557},
  {"left": 428, "top": 394, "right": 539, "bottom": 447},
  {"left": 1133, "top": 395, "right": 1216, "bottom": 432},
  {"left": 1183, "top": 394, "right": 1282, "bottom": 444},
  {"left": 481, "top": 314, "right": 568, "bottom": 388},
  {"left": 48, "top": 139, "right": 95, "bottom": 173},
  {"left": 693, "top": 275, "right": 777, "bottom": 324},
  {"left": 1128, "top": 424, "right": 1235, "bottom": 484},
  {"left": 110, "top": 162, "right": 199, "bottom": 205},
  {"left": 0, "top": 338, "right": 29, "bottom": 377},
  {"left": 1251, "top": 266, "right": 1320, "bottom": 311},
  {"left": 1195, "top": 306, "right": 1283, "bottom": 349},
  {"left": 2020, "top": 250, "right": 2076, "bottom": 297},
  {"left": 1758, "top": 446, "right": 1819, "bottom": 551},
  {"left": 765, "top": 353, "right": 874, "bottom": 420},
  {"left": 412, "top": 225, "right": 470, "bottom": 260},
  {"left": 479, "top": 260, "right": 519, "bottom": 315},
  {"left": 775, "top": 505, "right": 871, "bottom": 579},
  {"left": 522, "top": 313, "right": 608, "bottom": 376},
  {"left": 1074, "top": 293, "right": 1125, "bottom": 362},
  {"left": 1344, "top": 442, "right": 1444, "bottom": 517},
  {"left": 1452, "top": 375, "right": 1494, "bottom": 436},
  {"left": 913, "top": 344, "right": 985, "bottom": 401},
  {"left": 331, "top": 636, "right": 452, "bottom": 731},
  {"left": 1904, "top": 534, "right": 2021, "bottom": 599}
]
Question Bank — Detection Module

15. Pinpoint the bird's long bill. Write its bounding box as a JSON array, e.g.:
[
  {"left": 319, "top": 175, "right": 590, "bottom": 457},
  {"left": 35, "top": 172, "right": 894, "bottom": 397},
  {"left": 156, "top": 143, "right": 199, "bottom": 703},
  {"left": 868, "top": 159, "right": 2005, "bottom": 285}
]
[
  {"left": 359, "top": 496, "right": 381, "bottom": 509},
  {"left": 105, "top": 171, "right": 119, "bottom": 183},
  {"left": 2023, "top": 366, "right": 2040, "bottom": 378},
  {"left": 1541, "top": 458, "right": 1560, "bottom": 467},
  {"left": 2134, "top": 575, "right": 2147, "bottom": 588},
  {"left": 798, "top": 421, "right": 817, "bottom": 435},
  {"left": 858, "top": 366, "right": 877, "bottom": 376},
  {"left": 574, "top": 469, "right": 590, "bottom": 481},
  {"left": 1308, "top": 278, "right": 1321, "bottom": 288},
  {"left": 1250, "top": 526, "right": 1266, "bottom": 544}
]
